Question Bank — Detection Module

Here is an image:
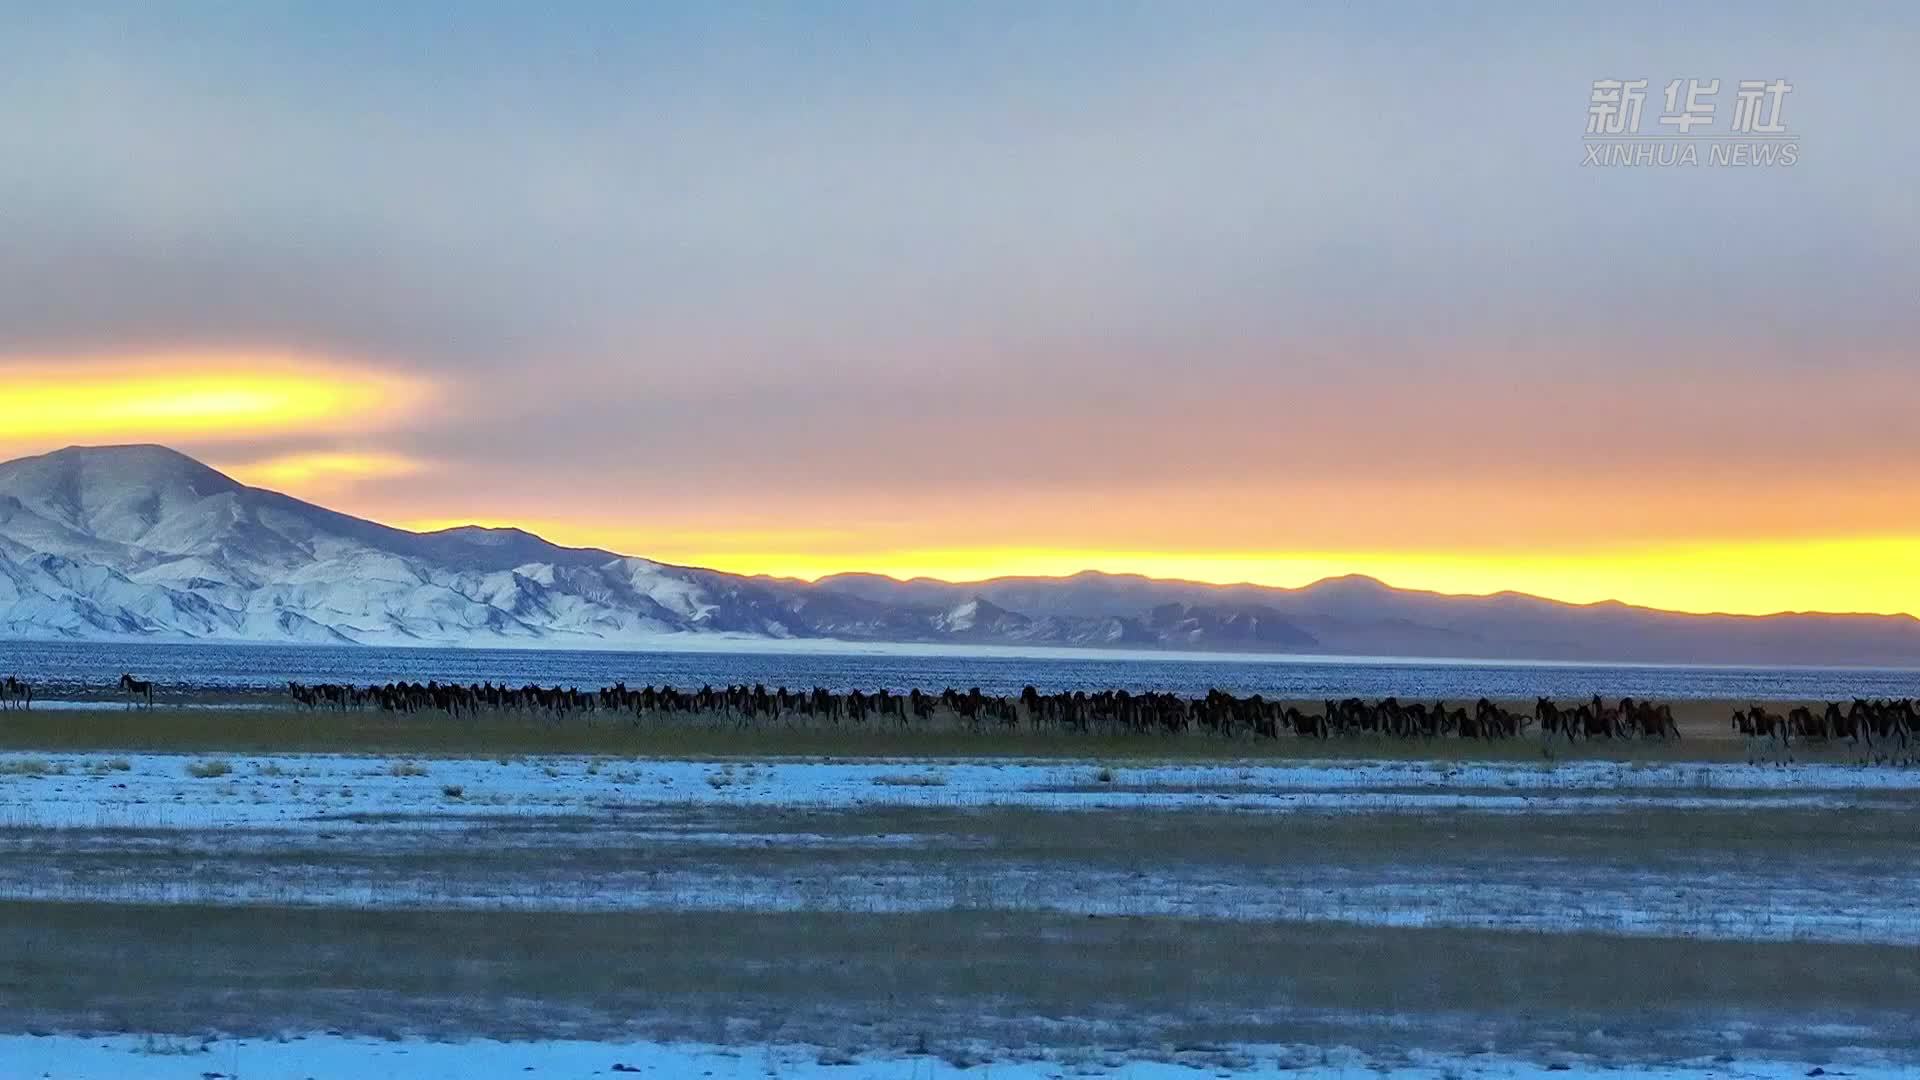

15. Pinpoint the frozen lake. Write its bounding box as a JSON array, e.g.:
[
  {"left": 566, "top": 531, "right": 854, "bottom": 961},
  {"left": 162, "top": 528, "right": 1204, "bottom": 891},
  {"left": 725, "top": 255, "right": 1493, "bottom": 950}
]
[{"left": 5, "top": 638, "right": 1919, "bottom": 700}]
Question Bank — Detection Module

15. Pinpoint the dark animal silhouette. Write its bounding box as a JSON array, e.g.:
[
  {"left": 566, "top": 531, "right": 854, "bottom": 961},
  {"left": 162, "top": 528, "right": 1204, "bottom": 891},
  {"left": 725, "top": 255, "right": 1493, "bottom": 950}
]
[
  {"left": 0, "top": 676, "right": 30, "bottom": 711},
  {"left": 117, "top": 673, "right": 154, "bottom": 710},
  {"left": 1621, "top": 697, "right": 1680, "bottom": 741},
  {"left": 1535, "top": 698, "right": 1573, "bottom": 740},
  {"left": 1742, "top": 705, "right": 1789, "bottom": 744}
]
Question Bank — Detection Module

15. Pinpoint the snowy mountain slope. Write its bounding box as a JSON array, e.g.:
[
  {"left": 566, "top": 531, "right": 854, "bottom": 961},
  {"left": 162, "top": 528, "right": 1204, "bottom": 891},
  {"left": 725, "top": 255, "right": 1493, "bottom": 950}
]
[
  {"left": 2, "top": 445, "right": 1916, "bottom": 663},
  {"left": 0, "top": 445, "right": 1180, "bottom": 649},
  {"left": 0, "top": 446, "right": 772, "bottom": 646}
]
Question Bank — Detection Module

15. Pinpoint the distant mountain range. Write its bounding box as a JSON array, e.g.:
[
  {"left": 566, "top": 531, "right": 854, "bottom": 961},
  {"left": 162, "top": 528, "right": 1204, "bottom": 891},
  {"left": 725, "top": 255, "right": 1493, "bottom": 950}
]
[{"left": 0, "top": 444, "right": 1916, "bottom": 666}]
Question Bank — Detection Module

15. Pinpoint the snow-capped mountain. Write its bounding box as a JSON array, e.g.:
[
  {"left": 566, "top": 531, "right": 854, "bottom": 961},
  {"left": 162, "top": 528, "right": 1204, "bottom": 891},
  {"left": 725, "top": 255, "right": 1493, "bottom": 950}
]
[
  {"left": 0, "top": 445, "right": 825, "bottom": 646},
  {"left": 0, "top": 444, "right": 1320, "bottom": 650},
  {"left": 3, "top": 445, "right": 1918, "bottom": 664}
]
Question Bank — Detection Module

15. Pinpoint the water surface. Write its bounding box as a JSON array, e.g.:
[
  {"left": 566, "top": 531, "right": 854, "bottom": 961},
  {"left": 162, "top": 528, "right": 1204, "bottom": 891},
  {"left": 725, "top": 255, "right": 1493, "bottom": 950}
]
[{"left": 1, "top": 640, "right": 1915, "bottom": 700}]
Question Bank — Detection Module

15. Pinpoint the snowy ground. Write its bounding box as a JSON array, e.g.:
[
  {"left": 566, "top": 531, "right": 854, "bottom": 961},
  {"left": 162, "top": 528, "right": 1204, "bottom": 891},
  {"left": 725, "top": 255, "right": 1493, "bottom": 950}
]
[
  {"left": 8, "top": 751, "right": 1920, "bottom": 829},
  {"left": 3, "top": 751, "right": 1919, "bottom": 942},
  {"left": 4, "top": 1033, "right": 1912, "bottom": 1080},
  {"left": 4, "top": 749, "right": 1919, "bottom": 1075}
]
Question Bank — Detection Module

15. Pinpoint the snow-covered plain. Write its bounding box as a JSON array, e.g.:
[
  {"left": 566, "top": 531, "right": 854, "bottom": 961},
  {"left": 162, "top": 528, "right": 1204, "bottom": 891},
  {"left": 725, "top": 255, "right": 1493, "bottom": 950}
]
[
  {"left": 2, "top": 1033, "right": 1910, "bottom": 1080},
  {"left": 6, "top": 748, "right": 1920, "bottom": 1076},
  {"left": 4, "top": 751, "right": 1920, "bottom": 943},
  {"left": 6, "top": 752, "right": 1919, "bottom": 829}
]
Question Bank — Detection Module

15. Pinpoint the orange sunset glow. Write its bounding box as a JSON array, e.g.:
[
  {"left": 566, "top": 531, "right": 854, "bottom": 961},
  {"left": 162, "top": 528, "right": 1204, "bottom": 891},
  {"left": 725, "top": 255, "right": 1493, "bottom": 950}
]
[
  {"left": 391, "top": 513, "right": 1920, "bottom": 619},
  {"left": 219, "top": 451, "right": 429, "bottom": 494},
  {"left": 3, "top": 347, "right": 1914, "bottom": 620},
  {"left": 0, "top": 354, "right": 432, "bottom": 451}
]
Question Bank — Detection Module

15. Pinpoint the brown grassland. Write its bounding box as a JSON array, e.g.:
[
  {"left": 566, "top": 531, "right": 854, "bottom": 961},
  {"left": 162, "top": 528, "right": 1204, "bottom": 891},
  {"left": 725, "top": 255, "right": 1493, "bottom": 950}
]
[{"left": 3, "top": 900, "right": 1916, "bottom": 1063}]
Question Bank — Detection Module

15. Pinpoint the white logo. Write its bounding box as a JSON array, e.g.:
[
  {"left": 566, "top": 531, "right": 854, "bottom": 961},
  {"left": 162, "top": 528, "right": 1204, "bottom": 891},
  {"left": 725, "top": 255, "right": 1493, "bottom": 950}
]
[
  {"left": 1729, "top": 79, "right": 1793, "bottom": 133},
  {"left": 1583, "top": 77, "right": 1796, "bottom": 167},
  {"left": 1587, "top": 79, "right": 1648, "bottom": 135},
  {"left": 1659, "top": 79, "right": 1718, "bottom": 133}
]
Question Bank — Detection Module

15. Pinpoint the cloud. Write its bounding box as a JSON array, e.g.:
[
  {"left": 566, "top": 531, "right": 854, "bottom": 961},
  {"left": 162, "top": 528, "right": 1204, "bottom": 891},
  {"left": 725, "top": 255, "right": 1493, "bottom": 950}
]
[
  {"left": 216, "top": 450, "right": 430, "bottom": 500},
  {"left": 0, "top": 350, "right": 435, "bottom": 454}
]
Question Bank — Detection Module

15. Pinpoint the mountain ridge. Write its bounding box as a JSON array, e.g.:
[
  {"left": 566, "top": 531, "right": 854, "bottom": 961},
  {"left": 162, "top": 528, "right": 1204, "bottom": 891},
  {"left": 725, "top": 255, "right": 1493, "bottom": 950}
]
[{"left": 0, "top": 444, "right": 1915, "bottom": 665}]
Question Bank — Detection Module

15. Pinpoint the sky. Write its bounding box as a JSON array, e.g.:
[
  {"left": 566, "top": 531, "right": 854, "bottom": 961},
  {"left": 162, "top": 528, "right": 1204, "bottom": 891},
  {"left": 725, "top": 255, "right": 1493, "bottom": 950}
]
[{"left": 2, "top": 3, "right": 1916, "bottom": 616}]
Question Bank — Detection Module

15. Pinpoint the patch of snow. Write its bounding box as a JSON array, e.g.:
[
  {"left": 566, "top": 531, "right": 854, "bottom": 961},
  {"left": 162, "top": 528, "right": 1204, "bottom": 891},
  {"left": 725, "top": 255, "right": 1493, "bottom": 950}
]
[
  {"left": 0, "top": 1033, "right": 1908, "bottom": 1079},
  {"left": 4, "top": 752, "right": 1919, "bottom": 943}
]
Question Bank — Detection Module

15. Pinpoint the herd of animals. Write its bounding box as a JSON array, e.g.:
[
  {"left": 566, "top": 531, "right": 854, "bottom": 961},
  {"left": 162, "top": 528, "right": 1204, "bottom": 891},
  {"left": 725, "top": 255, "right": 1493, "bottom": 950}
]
[
  {"left": 278, "top": 679, "right": 1913, "bottom": 747},
  {"left": 0, "top": 673, "right": 1911, "bottom": 751},
  {"left": 1729, "top": 700, "right": 1916, "bottom": 748},
  {"left": 289, "top": 680, "right": 1610, "bottom": 740}
]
